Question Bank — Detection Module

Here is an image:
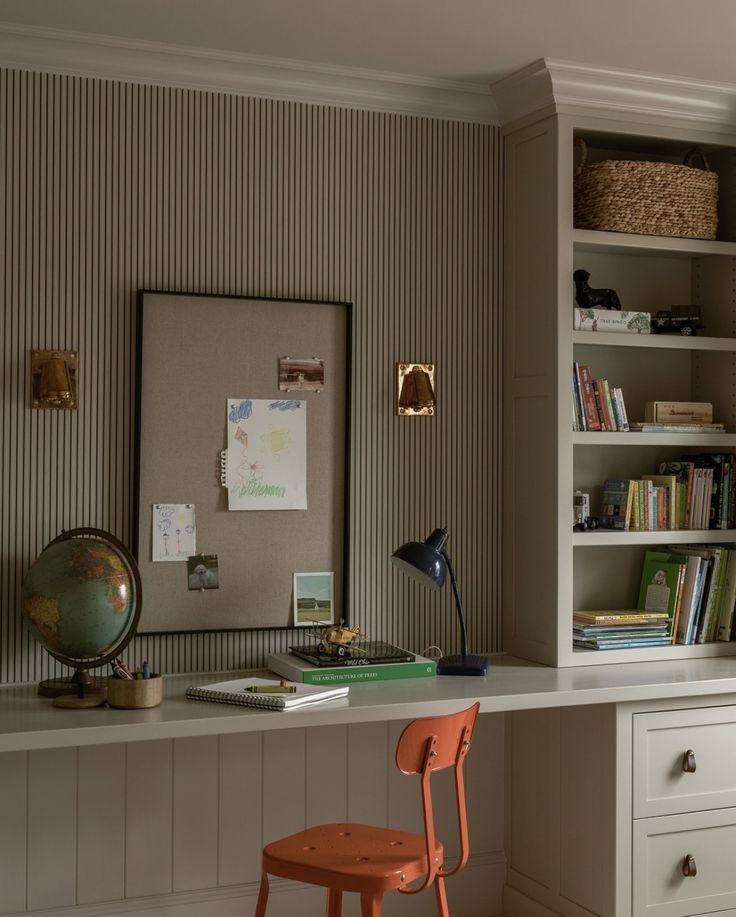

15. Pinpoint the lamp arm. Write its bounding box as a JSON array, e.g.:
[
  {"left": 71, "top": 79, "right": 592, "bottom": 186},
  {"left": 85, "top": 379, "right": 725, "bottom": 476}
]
[{"left": 442, "top": 551, "right": 469, "bottom": 662}]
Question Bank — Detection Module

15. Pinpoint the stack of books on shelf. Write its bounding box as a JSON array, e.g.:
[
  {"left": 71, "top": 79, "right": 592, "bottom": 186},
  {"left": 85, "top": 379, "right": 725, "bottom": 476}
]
[
  {"left": 629, "top": 422, "right": 725, "bottom": 433},
  {"left": 573, "top": 609, "right": 671, "bottom": 651},
  {"left": 598, "top": 454, "right": 735, "bottom": 532},
  {"left": 572, "top": 362, "right": 629, "bottom": 432}
]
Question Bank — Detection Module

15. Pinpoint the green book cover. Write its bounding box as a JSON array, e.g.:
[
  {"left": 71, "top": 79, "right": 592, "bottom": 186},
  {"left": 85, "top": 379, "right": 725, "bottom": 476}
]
[
  {"left": 267, "top": 652, "right": 437, "bottom": 685},
  {"left": 637, "top": 551, "right": 687, "bottom": 636}
]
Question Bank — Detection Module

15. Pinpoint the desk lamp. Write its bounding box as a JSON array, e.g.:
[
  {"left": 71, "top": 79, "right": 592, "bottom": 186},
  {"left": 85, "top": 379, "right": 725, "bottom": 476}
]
[{"left": 392, "top": 527, "right": 488, "bottom": 676}]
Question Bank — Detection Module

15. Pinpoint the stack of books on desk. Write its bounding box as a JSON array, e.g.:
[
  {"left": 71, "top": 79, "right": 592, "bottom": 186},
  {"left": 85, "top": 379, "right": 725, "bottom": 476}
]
[
  {"left": 268, "top": 641, "right": 437, "bottom": 685},
  {"left": 573, "top": 610, "right": 672, "bottom": 651}
]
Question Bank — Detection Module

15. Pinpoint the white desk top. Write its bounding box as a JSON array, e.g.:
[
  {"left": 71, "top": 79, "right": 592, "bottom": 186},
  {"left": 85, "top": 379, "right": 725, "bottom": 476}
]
[{"left": 3, "top": 654, "right": 736, "bottom": 753}]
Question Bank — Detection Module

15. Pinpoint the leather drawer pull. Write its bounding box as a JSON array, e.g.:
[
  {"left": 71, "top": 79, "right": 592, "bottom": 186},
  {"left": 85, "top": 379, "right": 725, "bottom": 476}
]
[
  {"left": 682, "top": 854, "right": 697, "bottom": 877},
  {"left": 682, "top": 749, "right": 697, "bottom": 773}
]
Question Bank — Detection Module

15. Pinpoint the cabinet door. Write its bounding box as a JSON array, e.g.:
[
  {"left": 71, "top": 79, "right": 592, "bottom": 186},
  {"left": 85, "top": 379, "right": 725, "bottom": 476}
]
[
  {"left": 633, "top": 808, "right": 736, "bottom": 917},
  {"left": 633, "top": 706, "right": 736, "bottom": 817}
]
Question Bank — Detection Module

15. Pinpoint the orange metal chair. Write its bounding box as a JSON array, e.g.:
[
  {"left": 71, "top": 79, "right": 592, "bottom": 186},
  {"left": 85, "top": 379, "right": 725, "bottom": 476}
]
[{"left": 254, "top": 702, "right": 480, "bottom": 917}]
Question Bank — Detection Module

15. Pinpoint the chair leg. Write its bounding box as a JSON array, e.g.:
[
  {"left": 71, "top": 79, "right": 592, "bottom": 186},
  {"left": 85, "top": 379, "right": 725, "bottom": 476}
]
[
  {"left": 434, "top": 875, "right": 449, "bottom": 917},
  {"left": 359, "top": 892, "right": 383, "bottom": 916},
  {"left": 254, "top": 872, "right": 269, "bottom": 917},
  {"left": 326, "top": 888, "right": 343, "bottom": 917}
]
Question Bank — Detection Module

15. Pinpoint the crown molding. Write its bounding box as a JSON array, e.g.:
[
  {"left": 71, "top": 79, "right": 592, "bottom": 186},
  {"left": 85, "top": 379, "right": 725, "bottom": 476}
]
[
  {"left": 492, "top": 58, "right": 736, "bottom": 133},
  {"left": 0, "top": 22, "right": 497, "bottom": 124}
]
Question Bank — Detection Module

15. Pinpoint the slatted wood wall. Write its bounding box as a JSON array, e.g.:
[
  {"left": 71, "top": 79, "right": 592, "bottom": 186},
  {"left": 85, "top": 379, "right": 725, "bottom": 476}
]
[{"left": 0, "top": 68, "right": 500, "bottom": 684}]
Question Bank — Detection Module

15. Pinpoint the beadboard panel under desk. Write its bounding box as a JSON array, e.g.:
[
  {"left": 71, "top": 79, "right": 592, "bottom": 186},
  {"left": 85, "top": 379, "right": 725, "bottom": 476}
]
[{"left": 0, "top": 714, "right": 504, "bottom": 917}]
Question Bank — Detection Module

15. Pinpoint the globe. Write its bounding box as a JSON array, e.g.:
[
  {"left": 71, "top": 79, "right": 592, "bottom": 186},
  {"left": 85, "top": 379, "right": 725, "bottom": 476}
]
[{"left": 21, "top": 528, "right": 141, "bottom": 697}]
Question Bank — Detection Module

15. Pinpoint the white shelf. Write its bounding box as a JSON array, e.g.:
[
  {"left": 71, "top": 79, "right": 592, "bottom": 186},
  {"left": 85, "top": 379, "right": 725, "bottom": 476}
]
[
  {"left": 573, "top": 331, "right": 736, "bottom": 352},
  {"left": 571, "top": 641, "right": 736, "bottom": 665},
  {"left": 572, "top": 228, "right": 736, "bottom": 259},
  {"left": 573, "top": 529, "right": 736, "bottom": 546},
  {"left": 572, "top": 432, "right": 736, "bottom": 447}
]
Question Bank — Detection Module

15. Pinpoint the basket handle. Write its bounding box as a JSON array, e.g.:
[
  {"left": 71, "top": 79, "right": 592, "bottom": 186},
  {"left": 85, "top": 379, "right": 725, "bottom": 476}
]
[
  {"left": 684, "top": 148, "right": 711, "bottom": 171},
  {"left": 574, "top": 138, "right": 588, "bottom": 176}
]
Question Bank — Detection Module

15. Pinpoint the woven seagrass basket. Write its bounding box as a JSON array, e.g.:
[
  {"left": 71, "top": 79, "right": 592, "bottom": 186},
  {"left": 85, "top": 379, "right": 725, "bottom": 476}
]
[{"left": 574, "top": 139, "right": 718, "bottom": 240}]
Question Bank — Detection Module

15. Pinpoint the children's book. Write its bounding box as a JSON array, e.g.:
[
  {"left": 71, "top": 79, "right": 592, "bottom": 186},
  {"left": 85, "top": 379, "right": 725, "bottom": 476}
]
[
  {"left": 637, "top": 551, "right": 687, "bottom": 639},
  {"left": 599, "top": 480, "right": 633, "bottom": 530},
  {"left": 673, "top": 555, "right": 704, "bottom": 645}
]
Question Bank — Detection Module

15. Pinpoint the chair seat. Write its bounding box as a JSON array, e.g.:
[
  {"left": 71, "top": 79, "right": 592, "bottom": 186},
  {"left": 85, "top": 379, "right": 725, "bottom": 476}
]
[{"left": 263, "top": 822, "right": 444, "bottom": 894}]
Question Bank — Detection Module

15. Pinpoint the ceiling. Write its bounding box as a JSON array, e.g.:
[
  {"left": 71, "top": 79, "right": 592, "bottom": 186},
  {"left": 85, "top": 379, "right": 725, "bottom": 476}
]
[{"left": 0, "top": 0, "right": 734, "bottom": 91}]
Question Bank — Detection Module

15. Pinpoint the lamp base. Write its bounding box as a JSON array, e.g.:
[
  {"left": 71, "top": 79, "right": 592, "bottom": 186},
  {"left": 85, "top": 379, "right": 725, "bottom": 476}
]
[{"left": 437, "top": 654, "right": 488, "bottom": 676}]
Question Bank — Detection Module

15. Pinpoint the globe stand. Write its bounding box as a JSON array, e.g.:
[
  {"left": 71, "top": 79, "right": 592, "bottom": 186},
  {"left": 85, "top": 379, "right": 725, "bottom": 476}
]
[{"left": 38, "top": 666, "right": 107, "bottom": 700}]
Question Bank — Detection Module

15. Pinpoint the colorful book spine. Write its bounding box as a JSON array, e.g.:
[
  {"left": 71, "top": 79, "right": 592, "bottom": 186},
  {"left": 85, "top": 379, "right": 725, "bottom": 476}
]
[
  {"left": 572, "top": 364, "right": 585, "bottom": 431},
  {"left": 630, "top": 481, "right": 641, "bottom": 531},
  {"left": 593, "top": 379, "right": 613, "bottom": 431},
  {"left": 602, "top": 379, "right": 618, "bottom": 431},
  {"left": 609, "top": 386, "right": 627, "bottom": 431},
  {"left": 578, "top": 365, "right": 602, "bottom": 431},
  {"left": 599, "top": 479, "right": 632, "bottom": 530},
  {"left": 674, "top": 555, "right": 702, "bottom": 645},
  {"left": 716, "top": 548, "right": 736, "bottom": 641},
  {"left": 720, "top": 459, "right": 731, "bottom": 529}
]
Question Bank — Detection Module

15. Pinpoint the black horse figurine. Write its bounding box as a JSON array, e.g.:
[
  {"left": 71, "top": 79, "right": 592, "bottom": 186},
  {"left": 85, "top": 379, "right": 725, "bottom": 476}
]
[{"left": 573, "top": 269, "right": 622, "bottom": 311}]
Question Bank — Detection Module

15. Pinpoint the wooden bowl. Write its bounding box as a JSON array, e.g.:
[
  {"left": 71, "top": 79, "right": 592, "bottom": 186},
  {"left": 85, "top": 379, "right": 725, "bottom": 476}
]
[{"left": 107, "top": 674, "right": 163, "bottom": 709}]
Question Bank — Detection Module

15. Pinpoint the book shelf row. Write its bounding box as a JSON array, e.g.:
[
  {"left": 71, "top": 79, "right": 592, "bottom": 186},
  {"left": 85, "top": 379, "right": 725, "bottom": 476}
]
[
  {"left": 575, "top": 546, "right": 736, "bottom": 652},
  {"left": 598, "top": 453, "right": 735, "bottom": 532}
]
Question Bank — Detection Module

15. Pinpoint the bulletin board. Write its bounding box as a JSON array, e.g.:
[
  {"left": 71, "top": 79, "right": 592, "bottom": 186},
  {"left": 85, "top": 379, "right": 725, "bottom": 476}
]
[{"left": 133, "top": 292, "right": 352, "bottom": 633}]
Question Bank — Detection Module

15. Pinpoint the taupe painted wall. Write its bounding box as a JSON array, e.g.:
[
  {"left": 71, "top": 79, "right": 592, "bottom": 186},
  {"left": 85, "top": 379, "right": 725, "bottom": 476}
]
[{"left": 0, "top": 68, "right": 500, "bottom": 683}]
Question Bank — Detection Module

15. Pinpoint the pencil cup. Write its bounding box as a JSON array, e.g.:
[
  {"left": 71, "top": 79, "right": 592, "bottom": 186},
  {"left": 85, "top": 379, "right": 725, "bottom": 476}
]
[{"left": 107, "top": 674, "right": 163, "bottom": 709}]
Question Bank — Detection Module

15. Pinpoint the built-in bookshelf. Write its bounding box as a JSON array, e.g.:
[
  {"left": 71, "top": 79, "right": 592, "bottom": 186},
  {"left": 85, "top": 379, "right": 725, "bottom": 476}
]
[{"left": 503, "top": 102, "right": 736, "bottom": 666}]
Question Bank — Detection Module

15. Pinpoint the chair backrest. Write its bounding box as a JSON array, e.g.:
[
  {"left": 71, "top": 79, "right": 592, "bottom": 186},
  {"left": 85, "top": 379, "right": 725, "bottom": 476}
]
[{"left": 394, "top": 702, "right": 480, "bottom": 893}]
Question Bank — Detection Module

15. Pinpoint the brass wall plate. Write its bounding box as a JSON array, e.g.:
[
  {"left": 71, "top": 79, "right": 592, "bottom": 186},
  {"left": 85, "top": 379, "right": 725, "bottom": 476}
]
[
  {"left": 31, "top": 350, "right": 78, "bottom": 409},
  {"left": 396, "top": 362, "right": 435, "bottom": 416}
]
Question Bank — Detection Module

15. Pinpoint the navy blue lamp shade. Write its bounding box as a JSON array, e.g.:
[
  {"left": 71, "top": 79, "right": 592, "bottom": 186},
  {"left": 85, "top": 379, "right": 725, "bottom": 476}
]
[{"left": 392, "top": 528, "right": 488, "bottom": 676}]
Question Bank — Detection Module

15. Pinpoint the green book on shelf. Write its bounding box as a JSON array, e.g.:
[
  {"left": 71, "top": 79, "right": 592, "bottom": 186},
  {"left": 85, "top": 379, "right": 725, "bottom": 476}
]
[
  {"left": 267, "top": 652, "right": 437, "bottom": 685},
  {"left": 637, "top": 551, "right": 687, "bottom": 639}
]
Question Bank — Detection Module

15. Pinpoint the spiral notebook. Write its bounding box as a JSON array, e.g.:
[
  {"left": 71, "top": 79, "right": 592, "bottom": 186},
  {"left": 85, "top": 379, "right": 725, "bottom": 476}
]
[{"left": 185, "top": 675, "right": 349, "bottom": 710}]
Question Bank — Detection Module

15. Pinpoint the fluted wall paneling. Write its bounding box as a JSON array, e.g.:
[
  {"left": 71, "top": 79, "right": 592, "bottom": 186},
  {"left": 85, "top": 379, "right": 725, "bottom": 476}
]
[{"left": 0, "top": 68, "right": 500, "bottom": 683}]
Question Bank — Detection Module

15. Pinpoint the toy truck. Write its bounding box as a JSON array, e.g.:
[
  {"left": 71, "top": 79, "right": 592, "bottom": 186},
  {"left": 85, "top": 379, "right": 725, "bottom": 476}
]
[{"left": 651, "top": 305, "right": 704, "bottom": 336}]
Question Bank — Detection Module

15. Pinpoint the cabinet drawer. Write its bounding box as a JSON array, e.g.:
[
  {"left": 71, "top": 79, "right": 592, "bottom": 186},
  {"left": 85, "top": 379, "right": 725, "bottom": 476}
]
[
  {"left": 633, "top": 706, "right": 736, "bottom": 817},
  {"left": 633, "top": 808, "right": 736, "bottom": 917}
]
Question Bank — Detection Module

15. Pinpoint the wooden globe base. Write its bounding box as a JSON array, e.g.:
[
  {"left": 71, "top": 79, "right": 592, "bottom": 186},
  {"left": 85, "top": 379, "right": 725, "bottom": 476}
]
[
  {"left": 52, "top": 691, "right": 108, "bottom": 708},
  {"left": 38, "top": 667, "right": 106, "bottom": 699}
]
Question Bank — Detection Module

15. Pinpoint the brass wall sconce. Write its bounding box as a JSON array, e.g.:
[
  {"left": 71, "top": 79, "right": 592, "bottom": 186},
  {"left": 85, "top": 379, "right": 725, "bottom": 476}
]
[
  {"left": 31, "top": 350, "right": 78, "bottom": 409},
  {"left": 396, "top": 362, "right": 435, "bottom": 416}
]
